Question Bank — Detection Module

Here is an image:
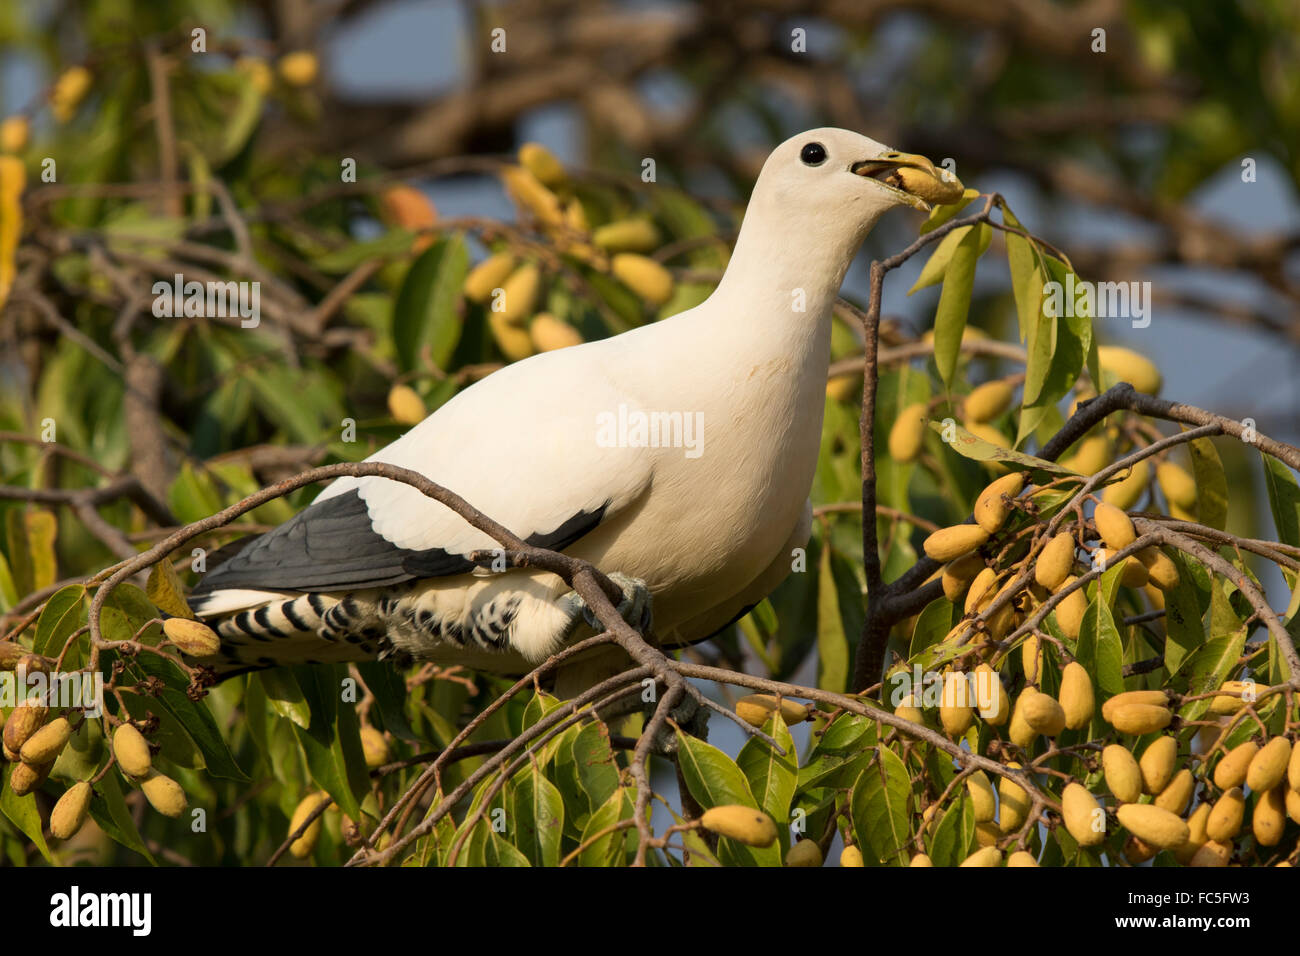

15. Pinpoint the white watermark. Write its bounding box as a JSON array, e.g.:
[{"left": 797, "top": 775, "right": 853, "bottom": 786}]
[
  {"left": 889, "top": 665, "right": 1003, "bottom": 718},
  {"left": 151, "top": 273, "right": 260, "bottom": 328},
  {"left": 1, "top": 668, "right": 104, "bottom": 718},
  {"left": 49, "top": 886, "right": 151, "bottom": 936},
  {"left": 596, "top": 403, "right": 704, "bottom": 459},
  {"left": 1042, "top": 273, "right": 1151, "bottom": 329}
]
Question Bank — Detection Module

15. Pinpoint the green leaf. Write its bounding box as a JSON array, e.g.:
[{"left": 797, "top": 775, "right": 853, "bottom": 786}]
[
  {"left": 816, "top": 543, "right": 849, "bottom": 693},
  {"left": 850, "top": 748, "right": 911, "bottom": 866},
  {"left": 737, "top": 714, "right": 798, "bottom": 825},
  {"left": 257, "top": 669, "right": 312, "bottom": 730},
  {"left": 1163, "top": 552, "right": 1206, "bottom": 674},
  {"left": 392, "top": 236, "right": 470, "bottom": 372},
  {"left": 929, "top": 419, "right": 1077, "bottom": 476},
  {"left": 1261, "top": 455, "right": 1300, "bottom": 551},
  {"left": 908, "top": 223, "right": 990, "bottom": 294},
  {"left": 33, "top": 584, "right": 87, "bottom": 660},
  {"left": 510, "top": 765, "right": 565, "bottom": 867},
  {"left": 816, "top": 713, "right": 875, "bottom": 754},
  {"left": 88, "top": 771, "right": 155, "bottom": 863},
  {"left": 1177, "top": 624, "right": 1247, "bottom": 722},
  {"left": 356, "top": 662, "right": 420, "bottom": 742},
  {"left": 287, "top": 664, "right": 368, "bottom": 818},
  {"left": 578, "top": 787, "right": 635, "bottom": 866},
  {"left": 1075, "top": 587, "right": 1125, "bottom": 698},
  {"left": 146, "top": 561, "right": 194, "bottom": 619},
  {"left": 675, "top": 730, "right": 779, "bottom": 866},
  {"left": 919, "top": 189, "right": 981, "bottom": 234},
  {"left": 569, "top": 721, "right": 620, "bottom": 813},
  {"left": 1188, "top": 434, "right": 1228, "bottom": 531},
  {"left": 928, "top": 793, "right": 975, "bottom": 866},
  {"left": 0, "top": 766, "right": 52, "bottom": 863},
  {"left": 931, "top": 224, "right": 984, "bottom": 387},
  {"left": 313, "top": 230, "right": 419, "bottom": 273}
]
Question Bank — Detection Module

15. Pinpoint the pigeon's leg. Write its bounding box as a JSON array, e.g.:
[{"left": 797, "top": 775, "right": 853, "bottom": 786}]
[{"left": 558, "top": 572, "right": 653, "bottom": 637}]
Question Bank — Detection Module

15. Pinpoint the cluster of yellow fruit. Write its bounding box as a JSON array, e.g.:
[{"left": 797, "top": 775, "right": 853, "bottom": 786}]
[
  {"left": 284, "top": 725, "right": 389, "bottom": 859},
  {"left": 468, "top": 143, "right": 674, "bottom": 362}
]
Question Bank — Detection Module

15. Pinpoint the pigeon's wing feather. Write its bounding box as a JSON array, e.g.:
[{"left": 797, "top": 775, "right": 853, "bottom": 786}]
[{"left": 191, "top": 345, "right": 654, "bottom": 601}]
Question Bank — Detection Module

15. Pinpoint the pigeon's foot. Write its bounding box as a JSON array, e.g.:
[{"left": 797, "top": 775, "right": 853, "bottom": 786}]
[
  {"left": 646, "top": 688, "right": 708, "bottom": 755},
  {"left": 567, "top": 572, "right": 653, "bottom": 637}
]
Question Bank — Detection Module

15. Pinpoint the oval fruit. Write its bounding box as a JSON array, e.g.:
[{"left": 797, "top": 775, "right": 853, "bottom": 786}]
[
  {"left": 10, "top": 760, "right": 52, "bottom": 797},
  {"left": 611, "top": 253, "right": 674, "bottom": 306},
  {"left": 141, "top": 771, "right": 187, "bottom": 819},
  {"left": 1061, "top": 783, "right": 1105, "bottom": 847},
  {"left": 1063, "top": 435, "right": 1112, "bottom": 476},
  {"left": 941, "top": 553, "right": 984, "bottom": 602},
  {"left": 964, "top": 380, "right": 1014, "bottom": 423},
  {"left": 735, "top": 694, "right": 811, "bottom": 728},
  {"left": 1117, "top": 803, "right": 1189, "bottom": 850},
  {"left": 839, "top": 845, "right": 864, "bottom": 867},
  {"left": 501, "top": 166, "right": 564, "bottom": 226},
  {"left": 463, "top": 252, "right": 517, "bottom": 304},
  {"left": 1252, "top": 786, "right": 1286, "bottom": 847},
  {"left": 1205, "top": 787, "right": 1245, "bottom": 842},
  {"left": 1213, "top": 741, "right": 1258, "bottom": 790},
  {"left": 1156, "top": 462, "right": 1197, "bottom": 511},
  {"left": 1053, "top": 578, "right": 1088, "bottom": 640},
  {"left": 1101, "top": 690, "right": 1168, "bottom": 722},
  {"left": 2, "top": 700, "right": 48, "bottom": 754},
  {"left": 895, "top": 165, "right": 965, "bottom": 206},
  {"left": 909, "top": 853, "right": 933, "bottom": 867},
  {"left": 1102, "top": 460, "right": 1149, "bottom": 511},
  {"left": 1209, "top": 680, "right": 1253, "bottom": 715},
  {"left": 1289, "top": 738, "right": 1300, "bottom": 791},
  {"left": 785, "top": 839, "right": 823, "bottom": 867},
  {"left": 1175, "top": 803, "right": 1212, "bottom": 864},
  {"left": 529, "top": 313, "right": 583, "bottom": 352},
  {"left": 998, "top": 764, "right": 1030, "bottom": 832},
  {"left": 288, "top": 791, "right": 331, "bottom": 857},
  {"left": 973, "top": 472, "right": 1024, "bottom": 534},
  {"left": 50, "top": 781, "right": 93, "bottom": 840},
  {"left": 1154, "top": 768, "right": 1194, "bottom": 815},
  {"left": 19, "top": 716, "right": 70, "bottom": 765},
  {"left": 1109, "top": 703, "right": 1172, "bottom": 735},
  {"left": 1188, "top": 840, "right": 1232, "bottom": 867},
  {"left": 1020, "top": 690, "right": 1066, "bottom": 736},
  {"left": 966, "top": 771, "right": 996, "bottom": 823},
  {"left": 277, "top": 51, "right": 318, "bottom": 86},
  {"left": 1139, "top": 735, "right": 1178, "bottom": 795},
  {"left": 894, "top": 693, "right": 924, "bottom": 726},
  {"left": 888, "top": 403, "right": 927, "bottom": 463},
  {"left": 700, "top": 805, "right": 779, "bottom": 848},
  {"left": 1098, "top": 345, "right": 1162, "bottom": 395},
  {"left": 517, "top": 143, "right": 566, "bottom": 188},
  {"left": 360, "top": 726, "right": 389, "bottom": 769},
  {"left": 1006, "top": 850, "right": 1038, "bottom": 867},
  {"left": 973, "top": 663, "right": 1009, "bottom": 726},
  {"left": 497, "top": 263, "right": 542, "bottom": 324},
  {"left": 1244, "top": 736, "right": 1290, "bottom": 793},
  {"left": 959, "top": 846, "right": 1003, "bottom": 867},
  {"left": 940, "top": 672, "right": 975, "bottom": 737},
  {"left": 1103, "top": 744, "right": 1143, "bottom": 804},
  {"left": 1137, "top": 547, "right": 1179, "bottom": 590},
  {"left": 1058, "top": 661, "right": 1095, "bottom": 730},
  {"left": 592, "top": 219, "right": 659, "bottom": 253},
  {"left": 112, "top": 723, "right": 153, "bottom": 779},
  {"left": 162, "top": 617, "right": 223, "bottom": 657},
  {"left": 964, "top": 566, "right": 998, "bottom": 615},
  {"left": 1094, "top": 502, "right": 1136, "bottom": 551},
  {"left": 0, "top": 115, "right": 28, "bottom": 153},
  {"left": 923, "top": 524, "right": 990, "bottom": 562},
  {"left": 1035, "top": 533, "right": 1075, "bottom": 591}
]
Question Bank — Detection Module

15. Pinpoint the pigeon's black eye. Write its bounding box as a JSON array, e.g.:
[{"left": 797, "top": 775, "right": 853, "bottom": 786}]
[{"left": 800, "top": 142, "right": 827, "bottom": 166}]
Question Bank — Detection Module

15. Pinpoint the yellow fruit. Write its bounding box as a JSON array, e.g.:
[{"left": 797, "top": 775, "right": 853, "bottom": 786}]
[
  {"left": 734, "top": 694, "right": 811, "bottom": 728},
  {"left": 140, "top": 771, "right": 187, "bottom": 818},
  {"left": 909, "top": 853, "right": 933, "bottom": 867},
  {"left": 1205, "top": 787, "right": 1245, "bottom": 842},
  {"left": 379, "top": 185, "right": 437, "bottom": 236},
  {"left": 974, "top": 820, "right": 1001, "bottom": 846},
  {"left": 1101, "top": 690, "right": 1168, "bottom": 723},
  {"left": 1101, "top": 459, "right": 1149, "bottom": 510},
  {"left": 1117, "top": 803, "right": 1189, "bottom": 850},
  {"left": 1061, "top": 783, "right": 1105, "bottom": 847},
  {"left": 1008, "top": 689, "right": 1040, "bottom": 748},
  {"left": 1139, "top": 735, "right": 1178, "bottom": 795},
  {"left": 964, "top": 567, "right": 999, "bottom": 615},
  {"left": 1035, "top": 533, "right": 1075, "bottom": 591},
  {"left": 895, "top": 164, "right": 966, "bottom": 205},
  {"left": 825, "top": 374, "right": 857, "bottom": 402},
  {"left": 1252, "top": 786, "right": 1286, "bottom": 847},
  {"left": 19, "top": 716, "right": 70, "bottom": 765},
  {"left": 1109, "top": 702, "right": 1172, "bottom": 735},
  {"left": 50, "top": 781, "right": 92, "bottom": 840},
  {"left": 1094, "top": 502, "right": 1136, "bottom": 551},
  {"left": 1098, "top": 344, "right": 1162, "bottom": 395},
  {"left": 1213, "top": 741, "right": 1259, "bottom": 790},
  {"left": 529, "top": 313, "right": 583, "bottom": 352},
  {"left": 1020, "top": 689, "right": 1066, "bottom": 736},
  {"left": 592, "top": 219, "right": 659, "bottom": 253},
  {"left": 1053, "top": 578, "right": 1088, "bottom": 640},
  {"left": 699, "top": 805, "right": 779, "bottom": 847},
  {"left": 2, "top": 700, "right": 47, "bottom": 754},
  {"left": 497, "top": 263, "right": 542, "bottom": 324},
  {"left": 1209, "top": 680, "right": 1254, "bottom": 715},
  {"left": 894, "top": 693, "right": 924, "bottom": 726},
  {"left": 964, "top": 420, "right": 1011, "bottom": 454},
  {"left": 941, "top": 553, "right": 985, "bottom": 602},
  {"left": 386, "top": 384, "right": 427, "bottom": 426},
  {"left": 1175, "top": 802, "right": 1212, "bottom": 864},
  {"left": 277, "top": 51, "right": 318, "bottom": 87},
  {"left": 234, "top": 56, "right": 273, "bottom": 95},
  {"left": 998, "top": 763, "right": 1030, "bottom": 832},
  {"left": 1286, "top": 788, "right": 1300, "bottom": 825},
  {"left": 888, "top": 403, "right": 927, "bottom": 463},
  {"left": 973, "top": 472, "right": 1025, "bottom": 534},
  {"left": 923, "top": 524, "right": 990, "bottom": 562},
  {"left": 1103, "top": 744, "right": 1143, "bottom": 803},
  {"left": 1123, "top": 835, "right": 1158, "bottom": 864},
  {"left": 1094, "top": 549, "right": 1148, "bottom": 589},
  {"left": 1246, "top": 737, "right": 1290, "bottom": 793},
  {"left": 502, "top": 166, "right": 564, "bottom": 226},
  {"left": 839, "top": 844, "right": 864, "bottom": 867},
  {"left": 10, "top": 760, "right": 51, "bottom": 796},
  {"left": 973, "top": 663, "right": 1009, "bottom": 726},
  {"left": 964, "top": 380, "right": 1014, "bottom": 423},
  {"left": 940, "top": 672, "right": 975, "bottom": 737},
  {"left": 289, "top": 791, "right": 331, "bottom": 858},
  {"left": 1006, "top": 850, "right": 1038, "bottom": 867},
  {"left": 161, "top": 617, "right": 222, "bottom": 657},
  {"left": 51, "top": 66, "right": 93, "bottom": 122},
  {"left": 360, "top": 726, "right": 389, "bottom": 769},
  {"left": 1058, "top": 661, "right": 1095, "bottom": 730},
  {"left": 1021, "top": 633, "right": 1042, "bottom": 682},
  {"left": 959, "top": 846, "right": 1003, "bottom": 867},
  {"left": 1156, "top": 462, "right": 1197, "bottom": 511},
  {"left": 611, "top": 253, "right": 674, "bottom": 306},
  {"left": 966, "top": 770, "right": 996, "bottom": 823},
  {"left": 563, "top": 197, "right": 589, "bottom": 233},
  {"left": 112, "top": 723, "right": 153, "bottom": 779},
  {"left": 1063, "top": 436, "right": 1113, "bottom": 477},
  {"left": 1188, "top": 839, "right": 1231, "bottom": 867},
  {"left": 1288, "top": 738, "right": 1300, "bottom": 791},
  {"left": 785, "top": 839, "right": 823, "bottom": 867},
  {"left": 1, "top": 116, "right": 28, "bottom": 153},
  {"left": 1137, "top": 547, "right": 1179, "bottom": 590},
  {"left": 464, "top": 252, "right": 517, "bottom": 304},
  {"left": 1154, "top": 769, "right": 1194, "bottom": 815},
  {"left": 517, "top": 142, "right": 566, "bottom": 188}
]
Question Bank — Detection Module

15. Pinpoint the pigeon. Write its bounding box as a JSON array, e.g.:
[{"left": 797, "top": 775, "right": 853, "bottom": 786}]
[{"left": 188, "top": 128, "right": 947, "bottom": 691}]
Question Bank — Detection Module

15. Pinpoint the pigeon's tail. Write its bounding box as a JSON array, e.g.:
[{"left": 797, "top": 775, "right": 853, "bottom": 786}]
[{"left": 189, "top": 590, "right": 390, "bottom": 680}]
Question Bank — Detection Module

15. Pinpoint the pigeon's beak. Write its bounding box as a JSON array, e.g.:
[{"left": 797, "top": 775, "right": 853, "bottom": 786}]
[{"left": 851, "top": 151, "right": 965, "bottom": 212}]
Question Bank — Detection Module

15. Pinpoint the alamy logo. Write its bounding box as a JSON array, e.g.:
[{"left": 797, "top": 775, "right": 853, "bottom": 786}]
[
  {"left": 151, "top": 273, "right": 260, "bottom": 327},
  {"left": 49, "top": 886, "right": 151, "bottom": 936},
  {"left": 596, "top": 403, "right": 704, "bottom": 459},
  {"left": 1042, "top": 272, "right": 1151, "bottom": 328}
]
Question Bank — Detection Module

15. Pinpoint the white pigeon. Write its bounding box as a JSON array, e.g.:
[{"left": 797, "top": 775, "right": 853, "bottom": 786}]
[{"left": 188, "top": 128, "right": 943, "bottom": 691}]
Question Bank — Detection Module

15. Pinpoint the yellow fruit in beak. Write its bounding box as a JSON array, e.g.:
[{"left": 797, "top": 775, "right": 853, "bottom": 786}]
[{"left": 853, "top": 151, "right": 965, "bottom": 210}]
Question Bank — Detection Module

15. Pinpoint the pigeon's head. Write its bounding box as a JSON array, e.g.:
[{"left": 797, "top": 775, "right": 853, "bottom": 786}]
[{"left": 754, "top": 128, "right": 961, "bottom": 228}]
